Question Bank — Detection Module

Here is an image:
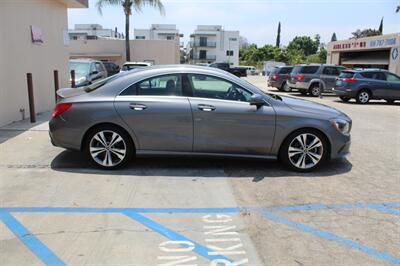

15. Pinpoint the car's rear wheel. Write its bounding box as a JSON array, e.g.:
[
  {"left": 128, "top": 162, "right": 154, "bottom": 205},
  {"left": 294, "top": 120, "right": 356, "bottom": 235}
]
[
  {"left": 356, "top": 90, "right": 370, "bottom": 104},
  {"left": 340, "top": 96, "right": 350, "bottom": 102},
  {"left": 281, "top": 82, "right": 291, "bottom": 92},
  {"left": 280, "top": 129, "right": 328, "bottom": 172},
  {"left": 309, "top": 83, "right": 321, "bottom": 97},
  {"left": 85, "top": 126, "right": 134, "bottom": 169},
  {"left": 386, "top": 99, "right": 395, "bottom": 104}
]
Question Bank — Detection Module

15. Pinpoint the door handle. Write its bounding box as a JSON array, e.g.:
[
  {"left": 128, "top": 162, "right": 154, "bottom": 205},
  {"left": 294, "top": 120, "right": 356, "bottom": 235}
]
[
  {"left": 129, "top": 103, "right": 147, "bottom": 111},
  {"left": 198, "top": 104, "right": 216, "bottom": 112}
]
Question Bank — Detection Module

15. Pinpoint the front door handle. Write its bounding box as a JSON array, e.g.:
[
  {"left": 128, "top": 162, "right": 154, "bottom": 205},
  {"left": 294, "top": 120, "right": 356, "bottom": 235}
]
[
  {"left": 198, "top": 104, "right": 216, "bottom": 112},
  {"left": 129, "top": 103, "right": 147, "bottom": 111}
]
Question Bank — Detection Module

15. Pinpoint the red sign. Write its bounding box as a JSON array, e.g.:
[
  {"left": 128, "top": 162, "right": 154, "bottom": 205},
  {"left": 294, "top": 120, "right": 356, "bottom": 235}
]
[{"left": 31, "top": 25, "right": 43, "bottom": 44}]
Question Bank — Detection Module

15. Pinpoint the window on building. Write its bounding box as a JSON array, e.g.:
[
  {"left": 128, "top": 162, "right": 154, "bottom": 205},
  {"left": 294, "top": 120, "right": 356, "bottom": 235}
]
[
  {"left": 166, "top": 36, "right": 174, "bottom": 40},
  {"left": 226, "top": 50, "right": 234, "bottom": 56},
  {"left": 199, "top": 50, "right": 207, "bottom": 60},
  {"left": 135, "top": 36, "right": 145, "bottom": 40}
]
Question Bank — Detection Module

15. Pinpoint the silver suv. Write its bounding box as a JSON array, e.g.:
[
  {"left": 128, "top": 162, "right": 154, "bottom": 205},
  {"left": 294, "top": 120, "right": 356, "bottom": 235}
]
[{"left": 287, "top": 64, "right": 346, "bottom": 97}]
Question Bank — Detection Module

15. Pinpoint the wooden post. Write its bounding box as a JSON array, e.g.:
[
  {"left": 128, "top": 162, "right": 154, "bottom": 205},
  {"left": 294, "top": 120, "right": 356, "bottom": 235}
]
[
  {"left": 53, "top": 70, "right": 59, "bottom": 102},
  {"left": 26, "top": 73, "right": 36, "bottom": 123},
  {"left": 70, "top": 70, "right": 76, "bottom": 88}
]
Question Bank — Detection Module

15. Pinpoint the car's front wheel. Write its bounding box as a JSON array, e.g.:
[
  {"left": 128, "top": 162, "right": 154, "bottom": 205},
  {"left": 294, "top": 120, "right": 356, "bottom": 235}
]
[
  {"left": 280, "top": 129, "right": 328, "bottom": 172},
  {"left": 309, "top": 84, "right": 321, "bottom": 97},
  {"left": 85, "top": 125, "right": 134, "bottom": 169}
]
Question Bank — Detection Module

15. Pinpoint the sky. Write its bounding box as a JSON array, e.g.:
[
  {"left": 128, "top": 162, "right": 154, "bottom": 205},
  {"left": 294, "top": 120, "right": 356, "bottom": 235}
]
[{"left": 68, "top": 0, "right": 400, "bottom": 47}]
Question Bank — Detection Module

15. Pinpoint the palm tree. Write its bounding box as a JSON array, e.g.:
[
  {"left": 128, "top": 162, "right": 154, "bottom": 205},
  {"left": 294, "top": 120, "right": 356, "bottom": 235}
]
[{"left": 96, "top": 0, "right": 165, "bottom": 61}]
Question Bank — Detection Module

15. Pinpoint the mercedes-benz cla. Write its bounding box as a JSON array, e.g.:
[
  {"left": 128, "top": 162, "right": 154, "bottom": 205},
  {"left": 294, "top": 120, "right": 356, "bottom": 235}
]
[{"left": 50, "top": 65, "right": 351, "bottom": 172}]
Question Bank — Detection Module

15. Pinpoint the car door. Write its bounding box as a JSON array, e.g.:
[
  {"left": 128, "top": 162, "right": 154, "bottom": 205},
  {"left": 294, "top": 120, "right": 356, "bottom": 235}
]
[
  {"left": 186, "top": 73, "right": 275, "bottom": 155},
  {"left": 321, "top": 66, "right": 339, "bottom": 92},
  {"left": 366, "top": 72, "right": 389, "bottom": 99},
  {"left": 114, "top": 74, "right": 193, "bottom": 152},
  {"left": 385, "top": 72, "right": 400, "bottom": 99}
]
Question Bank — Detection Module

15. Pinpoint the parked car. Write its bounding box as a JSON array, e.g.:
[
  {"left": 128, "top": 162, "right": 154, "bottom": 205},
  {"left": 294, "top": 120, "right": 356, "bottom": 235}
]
[
  {"left": 102, "top": 61, "right": 120, "bottom": 76},
  {"left": 69, "top": 59, "right": 108, "bottom": 87},
  {"left": 120, "top": 61, "right": 153, "bottom": 72},
  {"left": 333, "top": 69, "right": 400, "bottom": 104},
  {"left": 268, "top": 66, "right": 294, "bottom": 92},
  {"left": 50, "top": 65, "right": 351, "bottom": 172},
  {"left": 241, "top": 66, "right": 258, "bottom": 76},
  {"left": 287, "top": 64, "right": 346, "bottom": 97},
  {"left": 209, "top": 63, "right": 247, "bottom": 77}
]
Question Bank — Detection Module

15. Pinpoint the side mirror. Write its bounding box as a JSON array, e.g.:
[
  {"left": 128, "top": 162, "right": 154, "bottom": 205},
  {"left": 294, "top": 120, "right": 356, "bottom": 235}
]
[
  {"left": 250, "top": 94, "right": 265, "bottom": 108},
  {"left": 90, "top": 70, "right": 99, "bottom": 75}
]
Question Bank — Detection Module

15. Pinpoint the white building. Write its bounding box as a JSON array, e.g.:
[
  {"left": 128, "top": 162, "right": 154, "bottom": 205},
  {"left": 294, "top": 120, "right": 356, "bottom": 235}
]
[
  {"left": 69, "top": 24, "right": 123, "bottom": 40},
  {"left": 188, "top": 25, "right": 239, "bottom": 66},
  {"left": 134, "top": 24, "right": 183, "bottom": 47}
]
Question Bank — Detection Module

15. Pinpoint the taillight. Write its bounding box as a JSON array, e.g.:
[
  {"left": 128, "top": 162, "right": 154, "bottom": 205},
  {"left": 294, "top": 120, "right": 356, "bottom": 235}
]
[
  {"left": 343, "top": 77, "right": 357, "bottom": 83},
  {"left": 296, "top": 74, "right": 305, "bottom": 81},
  {"left": 52, "top": 103, "right": 72, "bottom": 118},
  {"left": 272, "top": 74, "right": 278, "bottom": 81}
]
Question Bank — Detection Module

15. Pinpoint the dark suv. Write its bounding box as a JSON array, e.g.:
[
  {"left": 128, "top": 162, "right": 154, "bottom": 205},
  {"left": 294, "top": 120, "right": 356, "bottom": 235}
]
[
  {"left": 333, "top": 69, "right": 400, "bottom": 104},
  {"left": 268, "top": 66, "right": 293, "bottom": 92},
  {"left": 287, "top": 64, "right": 346, "bottom": 96}
]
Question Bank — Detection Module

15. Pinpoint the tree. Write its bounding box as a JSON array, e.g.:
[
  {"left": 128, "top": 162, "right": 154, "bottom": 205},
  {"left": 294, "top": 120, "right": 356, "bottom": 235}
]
[
  {"left": 287, "top": 36, "right": 319, "bottom": 56},
  {"left": 276, "top": 22, "right": 281, "bottom": 48},
  {"left": 96, "top": 0, "right": 165, "bottom": 61},
  {"left": 351, "top": 29, "right": 380, "bottom": 39},
  {"left": 396, "top": 4, "right": 399, "bottom": 12},
  {"left": 331, "top": 32, "right": 337, "bottom": 42},
  {"left": 378, "top": 17, "right": 383, "bottom": 34}
]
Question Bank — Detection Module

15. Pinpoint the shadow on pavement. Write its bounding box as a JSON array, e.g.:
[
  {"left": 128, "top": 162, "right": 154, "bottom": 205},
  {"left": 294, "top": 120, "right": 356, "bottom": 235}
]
[{"left": 51, "top": 150, "right": 352, "bottom": 181}]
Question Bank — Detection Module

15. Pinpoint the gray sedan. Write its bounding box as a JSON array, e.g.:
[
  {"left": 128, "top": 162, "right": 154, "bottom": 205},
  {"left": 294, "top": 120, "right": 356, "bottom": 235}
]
[{"left": 50, "top": 65, "right": 351, "bottom": 172}]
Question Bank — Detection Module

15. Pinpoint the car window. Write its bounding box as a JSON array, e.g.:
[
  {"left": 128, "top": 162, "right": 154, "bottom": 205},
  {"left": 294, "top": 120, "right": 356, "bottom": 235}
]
[
  {"left": 90, "top": 63, "right": 96, "bottom": 73},
  {"left": 290, "top": 66, "right": 302, "bottom": 75},
  {"left": 322, "top": 67, "right": 339, "bottom": 76},
  {"left": 188, "top": 74, "right": 252, "bottom": 102},
  {"left": 361, "top": 72, "right": 385, "bottom": 80},
  {"left": 300, "top": 66, "right": 319, "bottom": 74},
  {"left": 135, "top": 74, "right": 182, "bottom": 96},
  {"left": 95, "top": 62, "right": 104, "bottom": 72},
  {"left": 339, "top": 71, "right": 355, "bottom": 78},
  {"left": 386, "top": 73, "right": 400, "bottom": 82},
  {"left": 280, "top": 67, "right": 292, "bottom": 74}
]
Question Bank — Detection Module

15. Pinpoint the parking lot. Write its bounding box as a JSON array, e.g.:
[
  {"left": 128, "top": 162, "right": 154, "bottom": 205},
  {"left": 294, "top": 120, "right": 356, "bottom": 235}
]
[{"left": 0, "top": 75, "right": 399, "bottom": 266}]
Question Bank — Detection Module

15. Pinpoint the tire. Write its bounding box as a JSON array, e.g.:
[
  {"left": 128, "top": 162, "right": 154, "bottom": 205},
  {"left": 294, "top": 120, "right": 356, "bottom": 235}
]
[
  {"left": 309, "top": 83, "right": 321, "bottom": 97},
  {"left": 356, "top": 90, "right": 371, "bottom": 104},
  {"left": 279, "top": 129, "right": 328, "bottom": 172},
  {"left": 281, "top": 82, "right": 291, "bottom": 92},
  {"left": 340, "top": 96, "right": 350, "bottom": 102},
  {"left": 300, "top": 90, "right": 308, "bottom": 96},
  {"left": 386, "top": 99, "right": 395, "bottom": 104},
  {"left": 85, "top": 125, "right": 134, "bottom": 169}
]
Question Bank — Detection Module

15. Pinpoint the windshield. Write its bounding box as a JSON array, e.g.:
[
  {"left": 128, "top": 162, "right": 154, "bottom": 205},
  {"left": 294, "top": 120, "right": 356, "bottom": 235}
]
[{"left": 69, "top": 62, "right": 89, "bottom": 79}]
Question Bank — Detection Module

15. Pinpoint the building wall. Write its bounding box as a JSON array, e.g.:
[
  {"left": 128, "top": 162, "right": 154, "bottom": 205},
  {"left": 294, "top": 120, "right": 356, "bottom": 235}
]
[
  {"left": 326, "top": 33, "right": 400, "bottom": 75},
  {"left": 69, "top": 39, "right": 180, "bottom": 65},
  {"left": 0, "top": 0, "right": 73, "bottom": 126}
]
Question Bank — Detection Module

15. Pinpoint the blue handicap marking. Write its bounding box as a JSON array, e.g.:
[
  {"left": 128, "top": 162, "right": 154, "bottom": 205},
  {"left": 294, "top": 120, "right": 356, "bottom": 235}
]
[
  {"left": 0, "top": 203, "right": 399, "bottom": 266},
  {"left": 392, "top": 48, "right": 399, "bottom": 60}
]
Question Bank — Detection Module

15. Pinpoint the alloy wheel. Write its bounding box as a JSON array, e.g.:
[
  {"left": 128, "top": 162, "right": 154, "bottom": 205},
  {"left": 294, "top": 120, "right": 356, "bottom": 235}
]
[
  {"left": 89, "top": 130, "right": 127, "bottom": 167},
  {"left": 358, "top": 91, "right": 370, "bottom": 104},
  {"left": 311, "top": 86, "right": 320, "bottom": 97},
  {"left": 288, "top": 133, "right": 323, "bottom": 169}
]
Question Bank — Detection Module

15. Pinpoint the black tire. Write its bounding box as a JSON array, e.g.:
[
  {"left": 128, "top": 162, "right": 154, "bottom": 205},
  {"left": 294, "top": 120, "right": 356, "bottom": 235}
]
[
  {"left": 279, "top": 128, "right": 329, "bottom": 172},
  {"left": 85, "top": 125, "right": 134, "bottom": 169},
  {"left": 340, "top": 96, "right": 350, "bottom": 102},
  {"left": 300, "top": 90, "right": 308, "bottom": 96},
  {"left": 356, "top": 90, "right": 371, "bottom": 104},
  {"left": 309, "top": 83, "right": 321, "bottom": 97},
  {"left": 386, "top": 99, "right": 395, "bottom": 104},
  {"left": 281, "top": 82, "right": 291, "bottom": 92}
]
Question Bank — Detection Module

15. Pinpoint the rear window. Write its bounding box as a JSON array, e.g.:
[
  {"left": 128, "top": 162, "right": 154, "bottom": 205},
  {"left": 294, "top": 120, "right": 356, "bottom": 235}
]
[
  {"left": 339, "top": 72, "right": 355, "bottom": 79},
  {"left": 291, "top": 66, "right": 302, "bottom": 75},
  {"left": 279, "top": 67, "right": 293, "bottom": 74},
  {"left": 300, "top": 66, "right": 320, "bottom": 74}
]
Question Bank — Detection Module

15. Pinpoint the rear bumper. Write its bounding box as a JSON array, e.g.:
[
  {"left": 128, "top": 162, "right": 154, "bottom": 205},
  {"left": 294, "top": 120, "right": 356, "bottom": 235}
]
[
  {"left": 332, "top": 87, "right": 357, "bottom": 98},
  {"left": 268, "top": 80, "right": 281, "bottom": 88},
  {"left": 287, "top": 80, "right": 309, "bottom": 90}
]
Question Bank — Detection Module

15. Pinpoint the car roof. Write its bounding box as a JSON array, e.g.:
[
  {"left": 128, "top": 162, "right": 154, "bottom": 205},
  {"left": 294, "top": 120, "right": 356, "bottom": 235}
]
[
  {"left": 70, "top": 59, "right": 100, "bottom": 63},
  {"left": 123, "top": 61, "right": 152, "bottom": 65},
  {"left": 343, "top": 69, "right": 389, "bottom": 73}
]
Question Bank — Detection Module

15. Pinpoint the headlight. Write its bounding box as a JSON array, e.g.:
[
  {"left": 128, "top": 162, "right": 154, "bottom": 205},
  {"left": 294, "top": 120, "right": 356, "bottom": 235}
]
[{"left": 330, "top": 118, "right": 351, "bottom": 134}]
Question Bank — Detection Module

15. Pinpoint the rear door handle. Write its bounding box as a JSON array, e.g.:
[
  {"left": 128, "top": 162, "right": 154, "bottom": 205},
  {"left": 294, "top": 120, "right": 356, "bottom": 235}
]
[
  {"left": 129, "top": 103, "right": 147, "bottom": 111},
  {"left": 198, "top": 104, "right": 216, "bottom": 112}
]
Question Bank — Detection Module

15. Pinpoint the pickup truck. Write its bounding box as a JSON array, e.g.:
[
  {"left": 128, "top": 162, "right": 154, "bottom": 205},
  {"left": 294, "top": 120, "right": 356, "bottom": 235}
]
[{"left": 209, "top": 63, "right": 247, "bottom": 77}]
